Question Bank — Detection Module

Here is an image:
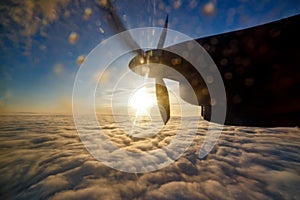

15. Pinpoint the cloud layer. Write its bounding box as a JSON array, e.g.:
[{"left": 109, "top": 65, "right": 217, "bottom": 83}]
[{"left": 0, "top": 114, "right": 299, "bottom": 199}]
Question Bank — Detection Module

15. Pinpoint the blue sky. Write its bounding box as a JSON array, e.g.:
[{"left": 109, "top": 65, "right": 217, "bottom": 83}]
[{"left": 0, "top": 0, "right": 299, "bottom": 113}]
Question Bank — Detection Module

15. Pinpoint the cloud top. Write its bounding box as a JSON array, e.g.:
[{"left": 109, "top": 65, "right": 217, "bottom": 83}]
[{"left": 0, "top": 114, "right": 299, "bottom": 199}]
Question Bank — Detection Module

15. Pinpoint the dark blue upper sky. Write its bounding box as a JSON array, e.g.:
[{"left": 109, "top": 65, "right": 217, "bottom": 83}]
[{"left": 0, "top": 0, "right": 299, "bottom": 112}]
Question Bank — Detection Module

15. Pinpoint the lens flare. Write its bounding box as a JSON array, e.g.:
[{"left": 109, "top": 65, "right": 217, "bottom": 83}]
[{"left": 129, "top": 86, "right": 154, "bottom": 117}]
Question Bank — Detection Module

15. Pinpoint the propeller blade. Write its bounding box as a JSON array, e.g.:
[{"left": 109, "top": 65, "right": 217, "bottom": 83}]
[
  {"left": 155, "top": 15, "right": 170, "bottom": 124},
  {"left": 99, "top": 2, "right": 170, "bottom": 124},
  {"left": 97, "top": 0, "right": 143, "bottom": 55},
  {"left": 155, "top": 78, "right": 170, "bottom": 124},
  {"left": 157, "top": 14, "right": 168, "bottom": 49}
]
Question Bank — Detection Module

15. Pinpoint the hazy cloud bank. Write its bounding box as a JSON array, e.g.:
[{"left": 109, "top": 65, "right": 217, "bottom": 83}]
[{"left": 0, "top": 114, "right": 299, "bottom": 199}]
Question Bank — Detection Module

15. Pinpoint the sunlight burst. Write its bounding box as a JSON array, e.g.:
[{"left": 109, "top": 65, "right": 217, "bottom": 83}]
[{"left": 129, "top": 86, "right": 154, "bottom": 116}]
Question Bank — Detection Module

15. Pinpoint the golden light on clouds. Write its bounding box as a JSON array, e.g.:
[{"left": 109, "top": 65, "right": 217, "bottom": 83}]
[{"left": 69, "top": 32, "right": 79, "bottom": 44}]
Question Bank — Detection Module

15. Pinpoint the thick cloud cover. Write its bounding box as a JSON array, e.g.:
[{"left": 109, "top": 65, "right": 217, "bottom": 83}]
[{"left": 0, "top": 114, "right": 299, "bottom": 199}]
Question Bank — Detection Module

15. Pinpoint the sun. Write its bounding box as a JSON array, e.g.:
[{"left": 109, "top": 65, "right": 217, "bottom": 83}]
[{"left": 129, "top": 86, "right": 154, "bottom": 116}]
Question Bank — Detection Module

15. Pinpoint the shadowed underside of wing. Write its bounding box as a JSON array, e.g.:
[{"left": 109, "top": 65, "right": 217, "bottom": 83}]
[{"left": 196, "top": 14, "right": 300, "bottom": 126}]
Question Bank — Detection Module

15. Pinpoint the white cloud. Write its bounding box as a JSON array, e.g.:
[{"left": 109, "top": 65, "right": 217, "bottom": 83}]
[{"left": 0, "top": 115, "right": 299, "bottom": 199}]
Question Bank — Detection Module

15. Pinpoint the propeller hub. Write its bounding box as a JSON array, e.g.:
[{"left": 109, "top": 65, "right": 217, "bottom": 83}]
[{"left": 128, "top": 49, "right": 211, "bottom": 107}]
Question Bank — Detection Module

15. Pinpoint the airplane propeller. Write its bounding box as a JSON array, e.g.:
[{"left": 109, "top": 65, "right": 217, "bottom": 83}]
[
  {"left": 98, "top": 1, "right": 171, "bottom": 124},
  {"left": 154, "top": 15, "right": 170, "bottom": 124},
  {"left": 98, "top": 1, "right": 300, "bottom": 127}
]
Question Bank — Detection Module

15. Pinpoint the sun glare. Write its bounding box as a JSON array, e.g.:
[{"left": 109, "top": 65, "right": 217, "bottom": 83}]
[{"left": 129, "top": 87, "right": 154, "bottom": 115}]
